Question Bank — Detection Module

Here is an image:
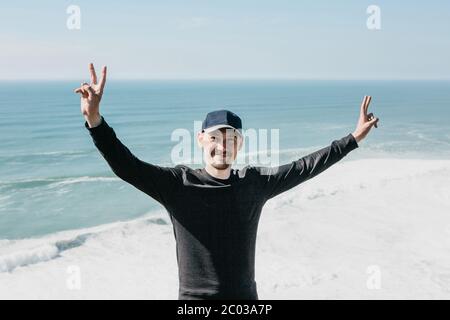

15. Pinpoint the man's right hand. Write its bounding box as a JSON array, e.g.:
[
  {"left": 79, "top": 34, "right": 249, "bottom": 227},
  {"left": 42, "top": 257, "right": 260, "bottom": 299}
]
[{"left": 74, "top": 63, "right": 107, "bottom": 128}]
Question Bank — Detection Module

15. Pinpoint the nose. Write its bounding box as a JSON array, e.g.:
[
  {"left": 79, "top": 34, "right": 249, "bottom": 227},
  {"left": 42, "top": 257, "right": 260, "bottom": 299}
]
[{"left": 216, "top": 144, "right": 226, "bottom": 153}]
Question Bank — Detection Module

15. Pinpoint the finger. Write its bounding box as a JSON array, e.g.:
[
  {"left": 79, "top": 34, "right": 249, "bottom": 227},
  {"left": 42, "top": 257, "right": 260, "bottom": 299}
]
[
  {"left": 80, "top": 88, "right": 89, "bottom": 98},
  {"left": 81, "top": 82, "right": 90, "bottom": 93},
  {"left": 360, "top": 96, "right": 368, "bottom": 116},
  {"left": 367, "top": 112, "right": 378, "bottom": 128},
  {"left": 86, "top": 86, "right": 95, "bottom": 99},
  {"left": 369, "top": 116, "right": 379, "bottom": 128},
  {"left": 74, "top": 84, "right": 87, "bottom": 95},
  {"left": 74, "top": 88, "right": 86, "bottom": 96},
  {"left": 99, "top": 66, "right": 107, "bottom": 93},
  {"left": 365, "top": 96, "right": 372, "bottom": 114},
  {"left": 89, "top": 63, "right": 97, "bottom": 84},
  {"left": 79, "top": 83, "right": 89, "bottom": 98},
  {"left": 75, "top": 89, "right": 88, "bottom": 98}
]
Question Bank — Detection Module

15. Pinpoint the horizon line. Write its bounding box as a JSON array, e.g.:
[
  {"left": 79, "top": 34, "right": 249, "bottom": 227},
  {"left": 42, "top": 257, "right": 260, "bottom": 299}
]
[{"left": 1, "top": 77, "right": 450, "bottom": 81}]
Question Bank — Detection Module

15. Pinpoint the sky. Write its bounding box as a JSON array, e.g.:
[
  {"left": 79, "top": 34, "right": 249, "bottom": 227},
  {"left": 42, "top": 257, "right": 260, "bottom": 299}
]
[{"left": 1, "top": 0, "right": 449, "bottom": 80}]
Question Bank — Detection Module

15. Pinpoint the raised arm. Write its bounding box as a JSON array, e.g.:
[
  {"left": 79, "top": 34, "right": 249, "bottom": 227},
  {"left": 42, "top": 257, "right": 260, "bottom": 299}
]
[
  {"left": 255, "top": 133, "right": 358, "bottom": 200},
  {"left": 74, "top": 63, "right": 180, "bottom": 206},
  {"left": 255, "top": 95, "right": 379, "bottom": 200}
]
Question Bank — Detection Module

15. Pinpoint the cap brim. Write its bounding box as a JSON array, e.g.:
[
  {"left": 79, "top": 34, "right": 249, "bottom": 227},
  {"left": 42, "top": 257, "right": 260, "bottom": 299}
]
[{"left": 203, "top": 125, "right": 243, "bottom": 138}]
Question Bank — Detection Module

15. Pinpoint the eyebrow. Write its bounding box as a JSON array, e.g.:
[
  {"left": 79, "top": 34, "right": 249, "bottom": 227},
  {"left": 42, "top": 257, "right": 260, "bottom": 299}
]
[{"left": 209, "top": 133, "right": 237, "bottom": 139}]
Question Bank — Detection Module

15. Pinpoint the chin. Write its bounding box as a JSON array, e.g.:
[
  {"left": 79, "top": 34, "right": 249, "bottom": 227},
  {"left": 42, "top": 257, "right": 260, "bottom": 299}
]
[{"left": 211, "top": 162, "right": 231, "bottom": 170}]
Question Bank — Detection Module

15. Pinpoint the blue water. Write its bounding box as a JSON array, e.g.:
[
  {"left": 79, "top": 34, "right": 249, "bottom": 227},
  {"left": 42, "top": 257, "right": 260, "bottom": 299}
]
[{"left": 1, "top": 80, "right": 449, "bottom": 239}]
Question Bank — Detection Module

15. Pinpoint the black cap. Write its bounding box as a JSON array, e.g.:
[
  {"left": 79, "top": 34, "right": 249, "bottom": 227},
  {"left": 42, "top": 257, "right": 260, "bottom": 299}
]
[{"left": 201, "top": 109, "right": 243, "bottom": 137}]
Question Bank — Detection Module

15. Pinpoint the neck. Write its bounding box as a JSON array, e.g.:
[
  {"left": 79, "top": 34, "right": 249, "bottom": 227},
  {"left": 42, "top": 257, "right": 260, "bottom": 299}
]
[{"left": 204, "top": 163, "right": 231, "bottom": 180}]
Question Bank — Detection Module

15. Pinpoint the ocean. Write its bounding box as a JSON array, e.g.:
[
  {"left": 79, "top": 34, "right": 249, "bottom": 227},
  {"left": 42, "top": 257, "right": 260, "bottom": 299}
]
[{"left": 1, "top": 80, "right": 449, "bottom": 299}]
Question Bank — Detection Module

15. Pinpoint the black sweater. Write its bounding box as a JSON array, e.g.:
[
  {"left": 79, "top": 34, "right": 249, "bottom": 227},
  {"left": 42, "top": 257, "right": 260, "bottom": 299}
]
[{"left": 85, "top": 116, "right": 359, "bottom": 300}]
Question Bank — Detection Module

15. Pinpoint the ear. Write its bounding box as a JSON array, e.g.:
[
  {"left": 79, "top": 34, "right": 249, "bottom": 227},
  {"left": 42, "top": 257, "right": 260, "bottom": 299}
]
[
  {"left": 237, "top": 136, "right": 243, "bottom": 151},
  {"left": 197, "top": 131, "right": 204, "bottom": 148}
]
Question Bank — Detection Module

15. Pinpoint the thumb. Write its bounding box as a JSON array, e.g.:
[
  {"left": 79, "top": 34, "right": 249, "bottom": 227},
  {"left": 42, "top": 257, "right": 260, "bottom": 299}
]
[{"left": 369, "top": 117, "right": 379, "bottom": 127}]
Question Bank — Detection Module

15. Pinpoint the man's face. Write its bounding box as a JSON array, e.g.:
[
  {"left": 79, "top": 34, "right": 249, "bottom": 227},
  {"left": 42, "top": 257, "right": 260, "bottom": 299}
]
[{"left": 198, "top": 128, "right": 242, "bottom": 169}]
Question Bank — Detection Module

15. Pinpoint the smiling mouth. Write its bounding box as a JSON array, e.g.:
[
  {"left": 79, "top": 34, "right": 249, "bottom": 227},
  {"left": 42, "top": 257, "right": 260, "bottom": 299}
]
[
  {"left": 211, "top": 151, "right": 230, "bottom": 158},
  {"left": 212, "top": 151, "right": 229, "bottom": 157}
]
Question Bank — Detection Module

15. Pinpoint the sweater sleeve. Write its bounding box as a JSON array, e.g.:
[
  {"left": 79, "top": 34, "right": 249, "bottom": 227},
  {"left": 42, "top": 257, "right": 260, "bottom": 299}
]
[
  {"left": 254, "top": 133, "right": 359, "bottom": 200},
  {"left": 85, "top": 116, "right": 180, "bottom": 206}
]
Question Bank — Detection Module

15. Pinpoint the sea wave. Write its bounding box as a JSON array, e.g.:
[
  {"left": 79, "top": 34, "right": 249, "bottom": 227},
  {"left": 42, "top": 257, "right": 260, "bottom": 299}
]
[
  {"left": 0, "top": 215, "right": 169, "bottom": 273},
  {"left": 0, "top": 176, "right": 120, "bottom": 191}
]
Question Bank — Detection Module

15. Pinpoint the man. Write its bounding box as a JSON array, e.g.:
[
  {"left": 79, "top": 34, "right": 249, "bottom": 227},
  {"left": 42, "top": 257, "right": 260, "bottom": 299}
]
[{"left": 74, "top": 63, "right": 379, "bottom": 300}]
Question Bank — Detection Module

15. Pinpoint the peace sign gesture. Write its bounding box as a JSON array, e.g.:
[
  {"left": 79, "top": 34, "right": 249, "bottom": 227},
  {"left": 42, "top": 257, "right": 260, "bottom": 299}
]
[
  {"left": 74, "top": 63, "right": 107, "bottom": 127},
  {"left": 351, "top": 95, "right": 379, "bottom": 144}
]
